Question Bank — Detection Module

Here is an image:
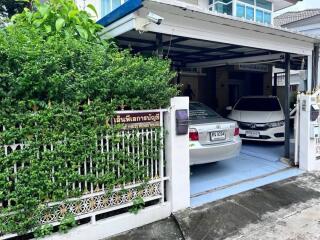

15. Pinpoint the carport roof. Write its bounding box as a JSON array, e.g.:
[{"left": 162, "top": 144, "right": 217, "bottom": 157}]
[
  {"left": 115, "top": 31, "right": 305, "bottom": 70},
  {"left": 97, "top": 0, "right": 320, "bottom": 43},
  {"left": 97, "top": 0, "right": 319, "bottom": 69}
]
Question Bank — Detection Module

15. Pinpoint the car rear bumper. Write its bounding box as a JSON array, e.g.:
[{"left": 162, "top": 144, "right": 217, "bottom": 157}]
[
  {"left": 190, "top": 138, "right": 242, "bottom": 165},
  {"left": 239, "top": 126, "right": 285, "bottom": 142}
]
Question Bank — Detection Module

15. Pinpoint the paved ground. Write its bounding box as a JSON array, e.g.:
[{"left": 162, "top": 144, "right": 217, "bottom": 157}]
[{"left": 106, "top": 172, "right": 320, "bottom": 240}]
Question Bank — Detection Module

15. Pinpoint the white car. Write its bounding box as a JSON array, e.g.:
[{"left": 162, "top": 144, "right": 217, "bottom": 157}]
[
  {"left": 189, "top": 102, "right": 242, "bottom": 165},
  {"left": 227, "top": 96, "right": 285, "bottom": 142}
]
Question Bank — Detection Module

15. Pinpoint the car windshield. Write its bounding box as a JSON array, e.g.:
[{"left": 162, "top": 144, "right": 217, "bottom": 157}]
[
  {"left": 234, "top": 98, "right": 281, "bottom": 111},
  {"left": 189, "top": 102, "right": 221, "bottom": 120}
]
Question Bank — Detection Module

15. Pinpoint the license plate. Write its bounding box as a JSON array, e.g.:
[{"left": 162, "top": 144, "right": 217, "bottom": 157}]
[
  {"left": 210, "top": 131, "right": 226, "bottom": 141},
  {"left": 246, "top": 130, "right": 260, "bottom": 138}
]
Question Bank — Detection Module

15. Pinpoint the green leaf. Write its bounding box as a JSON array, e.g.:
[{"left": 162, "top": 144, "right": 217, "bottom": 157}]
[
  {"left": 55, "top": 18, "right": 65, "bottom": 32},
  {"left": 75, "top": 25, "right": 88, "bottom": 40},
  {"left": 44, "top": 25, "right": 52, "bottom": 33},
  {"left": 68, "top": 10, "right": 79, "bottom": 19},
  {"left": 38, "top": 4, "right": 50, "bottom": 17},
  {"left": 33, "top": 19, "right": 44, "bottom": 27},
  {"left": 86, "top": 4, "right": 98, "bottom": 17}
]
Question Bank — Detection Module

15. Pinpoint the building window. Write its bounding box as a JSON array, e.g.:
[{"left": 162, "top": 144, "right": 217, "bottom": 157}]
[
  {"left": 236, "top": 4, "right": 245, "bottom": 18},
  {"left": 246, "top": 6, "right": 254, "bottom": 20},
  {"left": 264, "top": 12, "right": 271, "bottom": 24},
  {"left": 209, "top": 0, "right": 233, "bottom": 15},
  {"left": 256, "top": 0, "right": 272, "bottom": 10},
  {"left": 235, "top": 0, "right": 272, "bottom": 24},
  {"left": 101, "top": 0, "right": 126, "bottom": 16},
  {"left": 256, "top": 9, "right": 263, "bottom": 23}
]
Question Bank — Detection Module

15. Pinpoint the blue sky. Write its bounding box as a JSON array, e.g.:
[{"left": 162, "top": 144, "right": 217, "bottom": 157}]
[{"left": 276, "top": 0, "right": 320, "bottom": 15}]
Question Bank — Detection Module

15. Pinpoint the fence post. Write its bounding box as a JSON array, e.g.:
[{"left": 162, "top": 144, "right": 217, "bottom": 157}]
[
  {"left": 298, "top": 93, "right": 320, "bottom": 171},
  {"left": 165, "top": 97, "right": 190, "bottom": 212}
]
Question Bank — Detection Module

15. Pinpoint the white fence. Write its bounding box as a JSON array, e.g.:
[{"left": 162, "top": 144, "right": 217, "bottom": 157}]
[
  {"left": 1, "top": 97, "right": 191, "bottom": 240},
  {"left": 1, "top": 109, "right": 169, "bottom": 239}
]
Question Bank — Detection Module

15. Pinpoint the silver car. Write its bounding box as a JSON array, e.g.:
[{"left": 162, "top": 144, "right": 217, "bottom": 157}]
[{"left": 189, "top": 102, "right": 242, "bottom": 165}]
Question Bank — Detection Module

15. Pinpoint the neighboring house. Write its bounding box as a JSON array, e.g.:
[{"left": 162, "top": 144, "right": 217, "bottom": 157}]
[
  {"left": 274, "top": 8, "right": 320, "bottom": 35},
  {"left": 274, "top": 9, "right": 320, "bottom": 104}
]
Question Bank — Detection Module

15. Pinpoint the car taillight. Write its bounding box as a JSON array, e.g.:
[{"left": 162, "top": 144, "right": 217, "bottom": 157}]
[
  {"left": 234, "top": 127, "right": 240, "bottom": 136},
  {"left": 189, "top": 128, "right": 199, "bottom": 141}
]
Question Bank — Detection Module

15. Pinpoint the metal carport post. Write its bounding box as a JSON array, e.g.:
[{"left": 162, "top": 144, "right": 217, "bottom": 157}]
[{"left": 284, "top": 53, "right": 291, "bottom": 159}]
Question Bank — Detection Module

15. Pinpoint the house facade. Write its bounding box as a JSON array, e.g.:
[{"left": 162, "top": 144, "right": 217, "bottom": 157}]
[
  {"left": 84, "top": 0, "right": 319, "bottom": 160},
  {"left": 79, "top": 0, "right": 311, "bottom": 111},
  {"left": 58, "top": 1, "right": 320, "bottom": 239},
  {"left": 77, "top": 0, "right": 299, "bottom": 24}
]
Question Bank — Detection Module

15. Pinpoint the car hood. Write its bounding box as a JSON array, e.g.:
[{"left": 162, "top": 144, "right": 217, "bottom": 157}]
[{"left": 228, "top": 110, "right": 284, "bottom": 123}]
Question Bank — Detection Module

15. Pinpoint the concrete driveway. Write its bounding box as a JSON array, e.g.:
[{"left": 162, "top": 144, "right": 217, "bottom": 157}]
[{"left": 107, "top": 172, "right": 320, "bottom": 240}]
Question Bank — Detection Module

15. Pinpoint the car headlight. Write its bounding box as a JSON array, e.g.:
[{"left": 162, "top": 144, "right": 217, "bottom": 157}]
[{"left": 267, "top": 120, "right": 285, "bottom": 128}]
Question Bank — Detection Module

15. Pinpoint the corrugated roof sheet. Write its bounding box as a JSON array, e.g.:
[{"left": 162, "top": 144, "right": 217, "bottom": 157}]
[{"left": 274, "top": 8, "right": 320, "bottom": 27}]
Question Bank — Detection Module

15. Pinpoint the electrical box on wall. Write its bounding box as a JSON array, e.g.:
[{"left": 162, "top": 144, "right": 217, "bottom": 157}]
[
  {"left": 176, "top": 109, "right": 189, "bottom": 135},
  {"left": 310, "top": 123, "right": 320, "bottom": 139}
]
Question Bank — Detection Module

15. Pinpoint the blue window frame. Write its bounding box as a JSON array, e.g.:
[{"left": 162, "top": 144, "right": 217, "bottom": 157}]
[
  {"left": 236, "top": 4, "right": 245, "bottom": 18},
  {"left": 246, "top": 6, "right": 254, "bottom": 20},
  {"left": 256, "top": 9, "right": 263, "bottom": 23},
  {"left": 209, "top": 0, "right": 272, "bottom": 24},
  {"left": 264, "top": 12, "right": 271, "bottom": 24}
]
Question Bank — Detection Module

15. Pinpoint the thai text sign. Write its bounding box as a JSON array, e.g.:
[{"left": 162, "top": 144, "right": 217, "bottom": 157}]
[{"left": 113, "top": 112, "right": 161, "bottom": 129}]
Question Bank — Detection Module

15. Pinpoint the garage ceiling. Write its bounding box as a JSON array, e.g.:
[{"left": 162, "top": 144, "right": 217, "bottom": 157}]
[{"left": 115, "top": 30, "right": 306, "bottom": 70}]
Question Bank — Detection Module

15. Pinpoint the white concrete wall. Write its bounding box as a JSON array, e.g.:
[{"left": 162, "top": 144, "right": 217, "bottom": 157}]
[
  {"left": 165, "top": 97, "right": 190, "bottom": 212},
  {"left": 45, "top": 204, "right": 171, "bottom": 240},
  {"left": 298, "top": 93, "right": 320, "bottom": 171}
]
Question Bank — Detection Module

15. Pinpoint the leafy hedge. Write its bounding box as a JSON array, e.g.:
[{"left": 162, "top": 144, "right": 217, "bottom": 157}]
[
  {"left": 0, "top": 28, "right": 177, "bottom": 109},
  {"left": 0, "top": 0, "right": 178, "bottom": 237}
]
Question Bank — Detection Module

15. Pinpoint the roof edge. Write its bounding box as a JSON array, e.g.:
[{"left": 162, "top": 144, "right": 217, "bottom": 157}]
[{"left": 97, "top": 0, "right": 144, "bottom": 27}]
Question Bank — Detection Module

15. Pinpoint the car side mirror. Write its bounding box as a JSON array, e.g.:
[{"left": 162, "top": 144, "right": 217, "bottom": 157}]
[{"left": 226, "top": 106, "right": 233, "bottom": 111}]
